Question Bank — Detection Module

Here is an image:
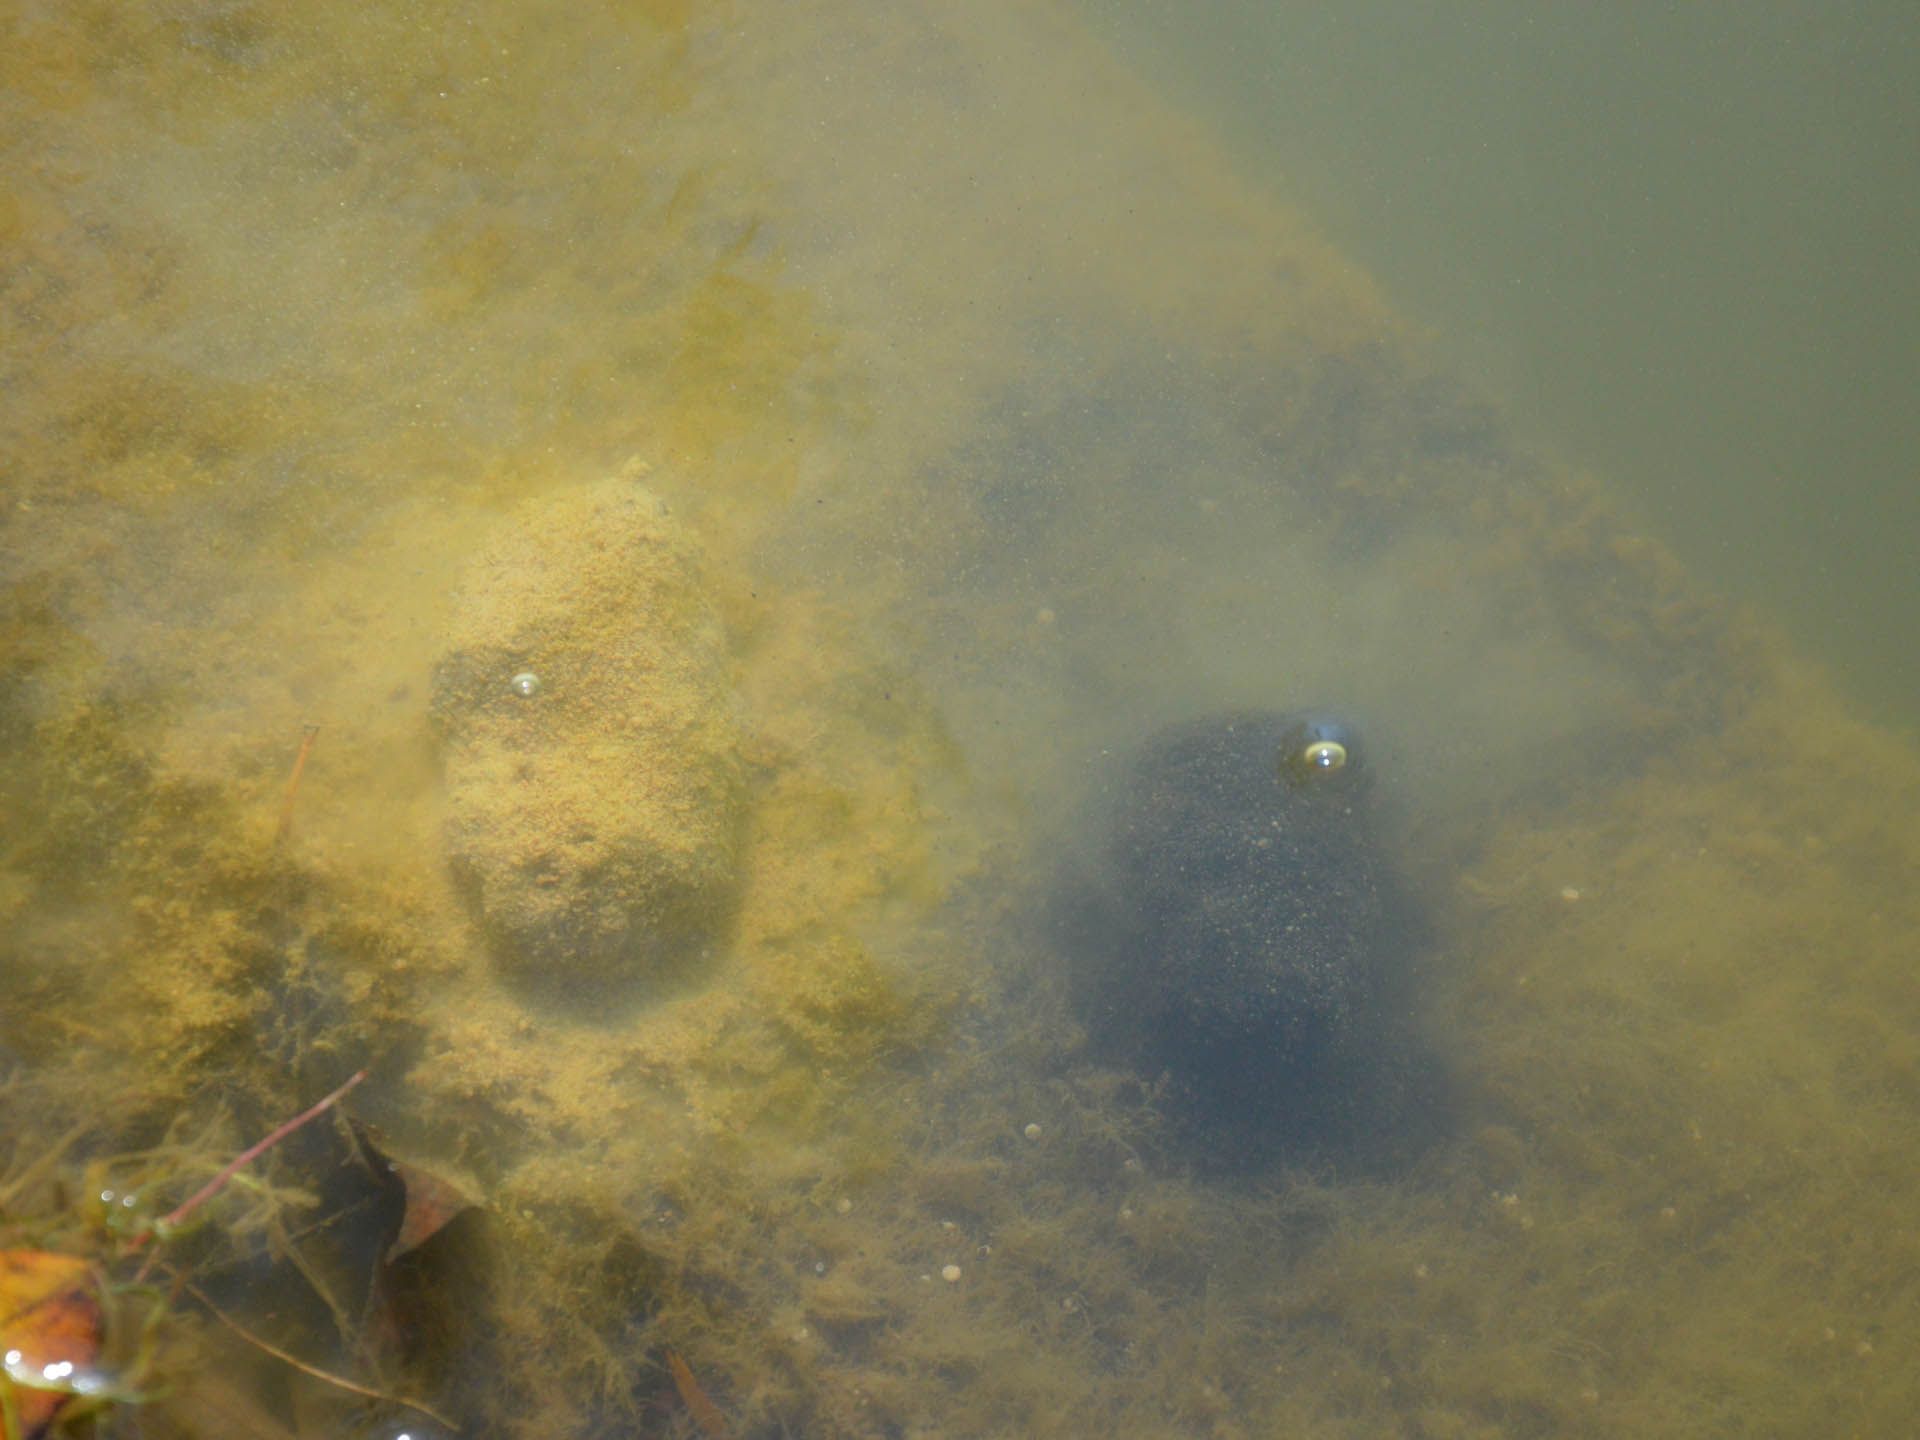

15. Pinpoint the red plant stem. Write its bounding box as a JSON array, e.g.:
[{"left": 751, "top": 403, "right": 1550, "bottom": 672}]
[{"left": 149, "top": 1069, "right": 369, "bottom": 1240}]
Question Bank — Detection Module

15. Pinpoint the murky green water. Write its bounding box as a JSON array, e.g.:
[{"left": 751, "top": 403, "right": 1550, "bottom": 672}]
[
  {"left": 3, "top": 4, "right": 1918, "bottom": 1437},
  {"left": 1088, "top": 0, "right": 1920, "bottom": 731}
]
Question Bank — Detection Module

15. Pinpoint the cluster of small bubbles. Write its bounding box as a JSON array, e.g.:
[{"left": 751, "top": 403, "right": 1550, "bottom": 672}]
[
  {"left": 508, "top": 671, "right": 542, "bottom": 698},
  {"left": 96, "top": 1187, "right": 144, "bottom": 1239}
]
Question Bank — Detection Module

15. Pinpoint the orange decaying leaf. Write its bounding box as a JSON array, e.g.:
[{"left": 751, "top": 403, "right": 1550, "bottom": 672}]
[
  {"left": 666, "top": 1349, "right": 733, "bottom": 1440},
  {"left": 0, "top": 1250, "right": 104, "bottom": 1439}
]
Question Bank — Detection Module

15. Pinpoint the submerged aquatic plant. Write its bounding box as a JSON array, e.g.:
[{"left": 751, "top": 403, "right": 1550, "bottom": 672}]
[{"left": 0, "top": 1066, "right": 463, "bottom": 1438}]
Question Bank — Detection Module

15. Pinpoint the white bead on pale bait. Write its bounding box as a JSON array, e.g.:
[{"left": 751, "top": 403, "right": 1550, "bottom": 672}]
[{"left": 1301, "top": 739, "right": 1347, "bottom": 773}]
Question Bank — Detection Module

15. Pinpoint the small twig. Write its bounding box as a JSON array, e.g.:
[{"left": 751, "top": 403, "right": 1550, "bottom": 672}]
[
  {"left": 667, "top": 1349, "right": 734, "bottom": 1440},
  {"left": 129, "top": 1071, "right": 368, "bottom": 1272},
  {"left": 275, "top": 723, "right": 321, "bottom": 844},
  {"left": 179, "top": 1277, "right": 459, "bottom": 1433},
  {"left": 158, "top": 1070, "right": 367, "bottom": 1237}
]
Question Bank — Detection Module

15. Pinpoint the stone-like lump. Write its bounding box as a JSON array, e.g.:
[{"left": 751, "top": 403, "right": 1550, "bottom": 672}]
[{"left": 432, "top": 477, "right": 743, "bottom": 991}]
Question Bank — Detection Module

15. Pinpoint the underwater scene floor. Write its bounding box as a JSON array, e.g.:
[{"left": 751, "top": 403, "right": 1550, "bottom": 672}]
[{"left": 3, "top": 3, "right": 1919, "bottom": 1437}]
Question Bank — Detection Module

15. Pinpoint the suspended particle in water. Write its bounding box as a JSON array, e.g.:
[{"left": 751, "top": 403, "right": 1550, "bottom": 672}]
[{"left": 508, "top": 671, "right": 542, "bottom": 698}]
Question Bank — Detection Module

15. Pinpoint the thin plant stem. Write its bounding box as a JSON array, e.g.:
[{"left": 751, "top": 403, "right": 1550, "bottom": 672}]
[
  {"left": 128, "top": 1070, "right": 368, "bottom": 1268},
  {"left": 180, "top": 1277, "right": 459, "bottom": 1433}
]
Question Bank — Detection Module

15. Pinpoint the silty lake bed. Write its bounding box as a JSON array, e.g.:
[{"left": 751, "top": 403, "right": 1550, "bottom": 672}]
[{"left": 3, "top": 4, "right": 1918, "bottom": 1436}]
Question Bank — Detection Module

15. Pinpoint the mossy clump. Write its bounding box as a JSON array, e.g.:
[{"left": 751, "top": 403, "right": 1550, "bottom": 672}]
[{"left": 433, "top": 471, "right": 745, "bottom": 992}]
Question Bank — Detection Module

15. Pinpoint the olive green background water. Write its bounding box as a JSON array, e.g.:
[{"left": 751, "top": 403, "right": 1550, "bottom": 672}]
[{"left": 1090, "top": 0, "right": 1920, "bottom": 730}]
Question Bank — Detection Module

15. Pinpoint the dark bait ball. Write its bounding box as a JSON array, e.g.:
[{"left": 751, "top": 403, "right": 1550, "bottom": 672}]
[{"left": 1062, "top": 710, "right": 1438, "bottom": 1165}]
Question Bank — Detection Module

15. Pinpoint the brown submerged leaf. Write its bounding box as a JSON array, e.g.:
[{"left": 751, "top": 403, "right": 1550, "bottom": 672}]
[
  {"left": 345, "top": 1120, "right": 481, "bottom": 1266},
  {"left": 381, "top": 1156, "right": 478, "bottom": 1266}
]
